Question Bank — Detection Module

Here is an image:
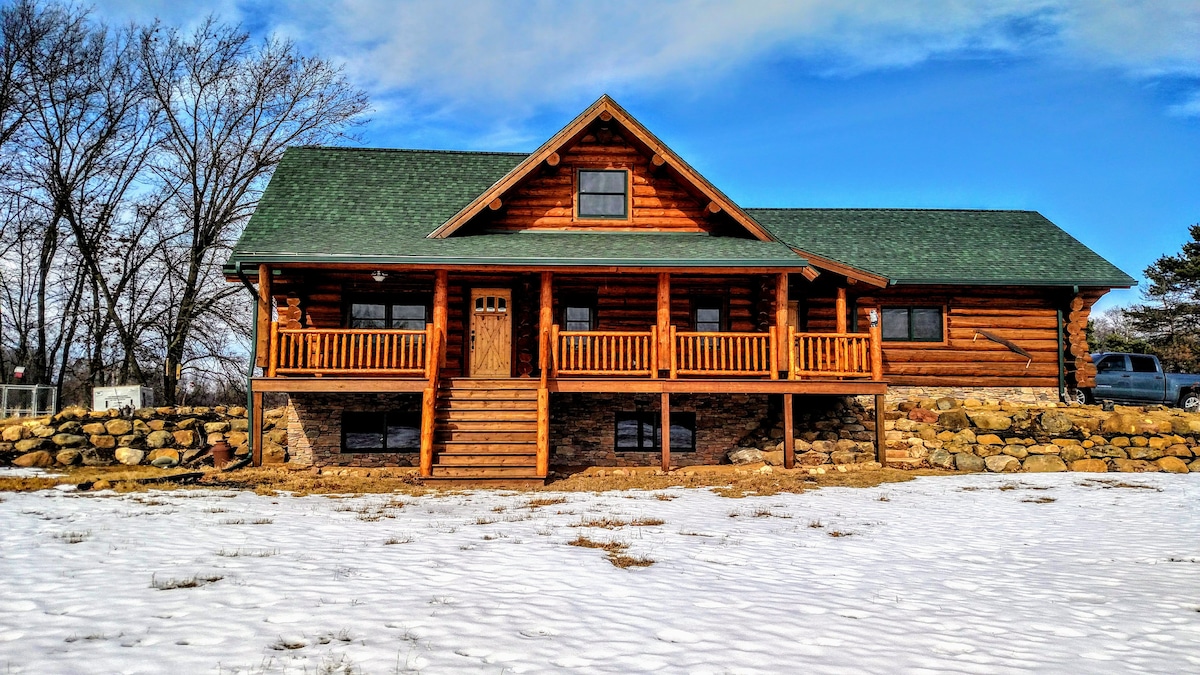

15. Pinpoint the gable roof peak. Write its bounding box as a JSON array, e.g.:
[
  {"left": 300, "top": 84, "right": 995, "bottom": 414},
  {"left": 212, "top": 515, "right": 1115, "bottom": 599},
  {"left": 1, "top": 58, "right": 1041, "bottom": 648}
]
[{"left": 426, "top": 95, "right": 778, "bottom": 242}]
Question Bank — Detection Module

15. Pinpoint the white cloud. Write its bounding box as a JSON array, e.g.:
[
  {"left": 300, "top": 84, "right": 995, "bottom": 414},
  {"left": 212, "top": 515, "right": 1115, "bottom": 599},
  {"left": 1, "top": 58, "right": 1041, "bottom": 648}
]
[{"left": 90, "top": 1, "right": 1200, "bottom": 119}]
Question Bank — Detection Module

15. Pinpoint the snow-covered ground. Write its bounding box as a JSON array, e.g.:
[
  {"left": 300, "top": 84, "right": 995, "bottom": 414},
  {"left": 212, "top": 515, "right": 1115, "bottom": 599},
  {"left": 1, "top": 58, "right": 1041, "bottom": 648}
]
[{"left": 0, "top": 473, "right": 1198, "bottom": 674}]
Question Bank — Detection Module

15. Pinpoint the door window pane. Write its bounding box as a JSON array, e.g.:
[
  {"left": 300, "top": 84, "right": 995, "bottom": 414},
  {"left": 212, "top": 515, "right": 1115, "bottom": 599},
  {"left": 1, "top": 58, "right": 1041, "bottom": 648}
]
[
  {"left": 1096, "top": 355, "right": 1128, "bottom": 373},
  {"left": 1129, "top": 355, "right": 1157, "bottom": 373},
  {"left": 350, "top": 303, "right": 386, "bottom": 329}
]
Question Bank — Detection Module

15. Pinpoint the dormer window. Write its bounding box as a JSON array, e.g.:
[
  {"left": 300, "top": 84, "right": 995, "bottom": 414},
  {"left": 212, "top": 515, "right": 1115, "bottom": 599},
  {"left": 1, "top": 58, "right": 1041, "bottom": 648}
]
[{"left": 577, "top": 170, "right": 628, "bottom": 219}]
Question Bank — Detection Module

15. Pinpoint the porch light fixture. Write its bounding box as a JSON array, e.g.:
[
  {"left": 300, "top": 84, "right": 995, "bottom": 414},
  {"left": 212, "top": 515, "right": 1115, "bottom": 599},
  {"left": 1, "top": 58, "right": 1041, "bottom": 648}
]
[{"left": 371, "top": 270, "right": 388, "bottom": 282}]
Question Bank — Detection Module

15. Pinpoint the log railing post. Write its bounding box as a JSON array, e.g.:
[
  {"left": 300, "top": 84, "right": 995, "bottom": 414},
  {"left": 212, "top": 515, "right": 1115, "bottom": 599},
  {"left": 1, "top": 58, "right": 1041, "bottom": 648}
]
[
  {"left": 267, "top": 321, "right": 279, "bottom": 377},
  {"left": 870, "top": 315, "right": 884, "bottom": 382},
  {"left": 433, "top": 270, "right": 448, "bottom": 370},
  {"left": 536, "top": 388, "right": 549, "bottom": 477},
  {"left": 649, "top": 326, "right": 658, "bottom": 379},
  {"left": 540, "top": 272, "right": 552, "bottom": 387},
  {"left": 835, "top": 286, "right": 848, "bottom": 333}
]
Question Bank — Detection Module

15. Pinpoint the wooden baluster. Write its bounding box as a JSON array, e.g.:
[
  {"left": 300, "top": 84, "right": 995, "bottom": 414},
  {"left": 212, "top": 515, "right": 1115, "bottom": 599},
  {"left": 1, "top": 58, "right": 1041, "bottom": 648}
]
[
  {"left": 788, "top": 327, "right": 796, "bottom": 380},
  {"left": 669, "top": 325, "right": 678, "bottom": 379},
  {"left": 267, "top": 322, "right": 279, "bottom": 376}
]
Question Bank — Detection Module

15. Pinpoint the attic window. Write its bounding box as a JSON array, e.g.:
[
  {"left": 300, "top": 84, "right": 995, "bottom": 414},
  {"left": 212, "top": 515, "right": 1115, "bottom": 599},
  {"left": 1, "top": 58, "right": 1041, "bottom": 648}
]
[{"left": 577, "top": 170, "right": 628, "bottom": 219}]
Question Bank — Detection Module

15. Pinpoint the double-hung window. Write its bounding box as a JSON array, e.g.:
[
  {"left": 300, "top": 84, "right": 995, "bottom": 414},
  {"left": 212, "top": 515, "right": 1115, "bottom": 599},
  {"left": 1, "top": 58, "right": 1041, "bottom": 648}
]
[
  {"left": 577, "top": 170, "right": 628, "bottom": 219},
  {"left": 350, "top": 302, "right": 428, "bottom": 329}
]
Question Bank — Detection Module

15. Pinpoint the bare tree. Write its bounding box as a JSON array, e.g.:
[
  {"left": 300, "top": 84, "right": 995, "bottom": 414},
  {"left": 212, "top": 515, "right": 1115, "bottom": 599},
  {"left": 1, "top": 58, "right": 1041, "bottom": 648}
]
[{"left": 139, "top": 17, "right": 367, "bottom": 401}]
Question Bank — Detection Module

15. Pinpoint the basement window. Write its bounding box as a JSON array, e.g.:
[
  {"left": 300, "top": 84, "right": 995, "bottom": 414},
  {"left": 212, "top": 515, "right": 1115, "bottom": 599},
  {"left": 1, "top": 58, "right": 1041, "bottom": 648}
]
[
  {"left": 614, "top": 412, "right": 696, "bottom": 452},
  {"left": 342, "top": 411, "right": 420, "bottom": 453},
  {"left": 577, "top": 170, "right": 628, "bottom": 219},
  {"left": 881, "top": 307, "right": 943, "bottom": 342}
]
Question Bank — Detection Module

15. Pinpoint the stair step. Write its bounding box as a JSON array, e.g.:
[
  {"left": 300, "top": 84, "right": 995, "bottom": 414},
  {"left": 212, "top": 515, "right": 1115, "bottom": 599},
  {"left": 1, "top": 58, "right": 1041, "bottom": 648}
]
[
  {"left": 436, "top": 421, "right": 538, "bottom": 434},
  {"left": 422, "top": 476, "right": 546, "bottom": 488},
  {"left": 431, "top": 465, "right": 539, "bottom": 478},
  {"left": 436, "top": 399, "right": 538, "bottom": 411},
  {"left": 441, "top": 379, "right": 539, "bottom": 390},
  {"left": 437, "top": 389, "right": 539, "bottom": 401},
  {"left": 434, "top": 431, "right": 537, "bottom": 442},
  {"left": 435, "top": 441, "right": 535, "bottom": 450},
  {"left": 435, "top": 410, "right": 538, "bottom": 422},
  {"left": 434, "top": 453, "right": 537, "bottom": 466}
]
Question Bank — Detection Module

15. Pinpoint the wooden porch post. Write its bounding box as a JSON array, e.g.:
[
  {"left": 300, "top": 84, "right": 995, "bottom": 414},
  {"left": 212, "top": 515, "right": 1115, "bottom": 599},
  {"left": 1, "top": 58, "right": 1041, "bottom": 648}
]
[
  {"left": 255, "top": 265, "right": 272, "bottom": 368},
  {"left": 875, "top": 393, "right": 887, "bottom": 466},
  {"left": 251, "top": 389, "right": 264, "bottom": 467},
  {"left": 537, "top": 272, "right": 552, "bottom": 478},
  {"left": 775, "top": 273, "right": 789, "bottom": 373},
  {"left": 783, "top": 393, "right": 794, "bottom": 469},
  {"left": 433, "top": 271, "right": 449, "bottom": 368},
  {"left": 835, "top": 286, "right": 847, "bottom": 333},
  {"left": 657, "top": 273, "right": 671, "bottom": 373},
  {"left": 870, "top": 306, "right": 884, "bottom": 382},
  {"left": 660, "top": 392, "right": 671, "bottom": 471}
]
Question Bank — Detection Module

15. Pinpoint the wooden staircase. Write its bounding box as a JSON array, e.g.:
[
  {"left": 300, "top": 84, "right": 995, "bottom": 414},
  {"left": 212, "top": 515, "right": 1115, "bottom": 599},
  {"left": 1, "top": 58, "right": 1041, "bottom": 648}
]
[{"left": 427, "top": 378, "right": 545, "bottom": 486}]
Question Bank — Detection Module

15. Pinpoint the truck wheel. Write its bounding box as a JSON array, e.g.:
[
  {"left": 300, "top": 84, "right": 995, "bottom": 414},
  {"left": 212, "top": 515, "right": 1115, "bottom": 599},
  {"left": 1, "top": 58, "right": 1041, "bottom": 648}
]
[
  {"left": 1068, "top": 388, "right": 1091, "bottom": 406},
  {"left": 1180, "top": 392, "right": 1200, "bottom": 413}
]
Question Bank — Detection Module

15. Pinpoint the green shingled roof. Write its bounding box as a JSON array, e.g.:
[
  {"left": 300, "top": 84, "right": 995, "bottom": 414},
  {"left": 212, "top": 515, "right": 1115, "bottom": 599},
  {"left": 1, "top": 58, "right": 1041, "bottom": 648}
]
[
  {"left": 747, "top": 208, "right": 1135, "bottom": 286},
  {"left": 226, "top": 146, "right": 1135, "bottom": 287},
  {"left": 225, "top": 146, "right": 802, "bottom": 270}
]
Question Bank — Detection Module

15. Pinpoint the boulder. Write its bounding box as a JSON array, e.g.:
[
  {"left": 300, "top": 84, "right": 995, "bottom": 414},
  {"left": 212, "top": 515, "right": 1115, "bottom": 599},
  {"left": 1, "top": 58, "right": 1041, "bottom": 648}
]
[
  {"left": 985, "top": 455, "right": 1021, "bottom": 473},
  {"left": 104, "top": 419, "right": 133, "bottom": 436},
  {"left": 796, "top": 451, "right": 829, "bottom": 466},
  {"left": 229, "top": 418, "right": 249, "bottom": 432},
  {"left": 1070, "top": 459, "right": 1109, "bottom": 473},
  {"left": 228, "top": 406, "right": 247, "bottom": 417},
  {"left": 147, "top": 448, "right": 180, "bottom": 464},
  {"left": 1023, "top": 455, "right": 1067, "bottom": 472},
  {"left": 1039, "top": 411, "right": 1074, "bottom": 435},
  {"left": 1127, "top": 446, "right": 1164, "bottom": 461},
  {"left": 175, "top": 418, "right": 198, "bottom": 430},
  {"left": 1111, "top": 458, "right": 1160, "bottom": 473},
  {"left": 147, "top": 419, "right": 167, "bottom": 431},
  {"left": 908, "top": 408, "right": 940, "bottom": 423},
  {"left": 1101, "top": 413, "right": 1140, "bottom": 435},
  {"left": 976, "top": 434, "right": 1003, "bottom": 446},
  {"left": 51, "top": 433, "right": 86, "bottom": 447},
  {"left": 114, "top": 447, "right": 146, "bottom": 465},
  {"left": 182, "top": 448, "right": 206, "bottom": 463},
  {"left": 172, "top": 430, "right": 197, "bottom": 447},
  {"left": 929, "top": 448, "right": 954, "bottom": 469},
  {"left": 829, "top": 450, "right": 857, "bottom": 465},
  {"left": 55, "top": 449, "right": 81, "bottom": 466},
  {"left": 151, "top": 455, "right": 179, "bottom": 468},
  {"left": 1155, "top": 456, "right": 1189, "bottom": 474},
  {"left": 203, "top": 421, "right": 230, "bottom": 434},
  {"left": 1027, "top": 444, "right": 1060, "bottom": 455},
  {"left": 13, "top": 450, "right": 53, "bottom": 467},
  {"left": 117, "top": 434, "right": 145, "bottom": 449},
  {"left": 938, "top": 409, "right": 971, "bottom": 431},
  {"left": 206, "top": 432, "right": 226, "bottom": 445},
  {"left": 145, "top": 430, "right": 175, "bottom": 449},
  {"left": 133, "top": 407, "right": 156, "bottom": 419},
  {"left": 226, "top": 431, "right": 248, "bottom": 447},
  {"left": 935, "top": 397, "right": 958, "bottom": 411},
  {"left": 1089, "top": 445, "right": 1127, "bottom": 459},
  {"left": 80, "top": 448, "right": 111, "bottom": 466},
  {"left": 1163, "top": 444, "right": 1192, "bottom": 458},
  {"left": 234, "top": 443, "right": 251, "bottom": 457},
  {"left": 13, "top": 438, "right": 45, "bottom": 453},
  {"left": 31, "top": 425, "right": 56, "bottom": 438},
  {"left": 90, "top": 434, "right": 116, "bottom": 449},
  {"left": 1002, "top": 444, "right": 1029, "bottom": 459},
  {"left": 955, "top": 452, "right": 985, "bottom": 472},
  {"left": 968, "top": 413, "right": 1012, "bottom": 432},
  {"left": 1110, "top": 436, "right": 1130, "bottom": 447},
  {"left": 132, "top": 420, "right": 151, "bottom": 434},
  {"left": 1189, "top": 458, "right": 1200, "bottom": 473},
  {"left": 81, "top": 422, "right": 107, "bottom": 435},
  {"left": 56, "top": 421, "right": 82, "bottom": 434},
  {"left": 727, "top": 447, "right": 763, "bottom": 464},
  {"left": 975, "top": 444, "right": 1002, "bottom": 458},
  {"left": 261, "top": 441, "right": 286, "bottom": 464},
  {"left": 761, "top": 450, "right": 784, "bottom": 466},
  {"left": 2, "top": 425, "right": 27, "bottom": 442},
  {"left": 1059, "top": 446, "right": 1087, "bottom": 463}
]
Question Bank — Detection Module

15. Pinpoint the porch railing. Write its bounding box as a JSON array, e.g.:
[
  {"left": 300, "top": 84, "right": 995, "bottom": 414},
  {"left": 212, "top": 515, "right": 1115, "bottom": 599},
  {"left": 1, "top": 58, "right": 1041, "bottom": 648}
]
[
  {"left": 269, "top": 324, "right": 430, "bottom": 376},
  {"left": 551, "top": 325, "right": 657, "bottom": 377},
  {"left": 670, "top": 326, "right": 776, "bottom": 378},
  {"left": 789, "top": 328, "right": 878, "bottom": 379}
]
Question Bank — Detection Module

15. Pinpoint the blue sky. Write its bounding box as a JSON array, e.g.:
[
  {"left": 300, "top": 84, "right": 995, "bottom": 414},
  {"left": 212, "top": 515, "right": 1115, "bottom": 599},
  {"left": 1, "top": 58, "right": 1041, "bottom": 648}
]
[{"left": 97, "top": 1, "right": 1200, "bottom": 312}]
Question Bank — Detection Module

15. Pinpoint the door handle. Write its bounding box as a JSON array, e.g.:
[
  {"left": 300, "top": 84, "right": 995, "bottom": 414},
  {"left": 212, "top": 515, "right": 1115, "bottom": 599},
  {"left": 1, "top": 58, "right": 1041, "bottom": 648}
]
[
  {"left": 1120, "top": 374, "right": 1131, "bottom": 378},
  {"left": 470, "top": 330, "right": 475, "bottom": 351}
]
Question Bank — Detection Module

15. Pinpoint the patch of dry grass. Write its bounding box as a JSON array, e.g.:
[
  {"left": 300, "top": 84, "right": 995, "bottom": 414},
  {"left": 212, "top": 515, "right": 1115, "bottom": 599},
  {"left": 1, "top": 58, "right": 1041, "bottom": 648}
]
[
  {"left": 1022, "top": 496, "right": 1057, "bottom": 504},
  {"left": 524, "top": 497, "right": 567, "bottom": 509},
  {"left": 608, "top": 554, "right": 655, "bottom": 568},
  {"left": 568, "top": 535, "right": 628, "bottom": 553},
  {"left": 573, "top": 517, "right": 629, "bottom": 529},
  {"left": 150, "top": 573, "right": 223, "bottom": 590}
]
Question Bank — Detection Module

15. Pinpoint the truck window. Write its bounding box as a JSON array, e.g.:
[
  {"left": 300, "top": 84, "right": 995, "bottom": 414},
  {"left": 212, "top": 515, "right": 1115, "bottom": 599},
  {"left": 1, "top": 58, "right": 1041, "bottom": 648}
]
[
  {"left": 1129, "top": 355, "right": 1158, "bottom": 373},
  {"left": 1096, "top": 355, "right": 1128, "bottom": 373}
]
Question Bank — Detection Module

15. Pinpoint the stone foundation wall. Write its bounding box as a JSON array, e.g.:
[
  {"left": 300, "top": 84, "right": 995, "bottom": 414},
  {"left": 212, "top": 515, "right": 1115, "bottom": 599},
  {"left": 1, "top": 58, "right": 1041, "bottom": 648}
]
[
  {"left": 550, "top": 393, "right": 767, "bottom": 467},
  {"left": 287, "top": 393, "right": 422, "bottom": 468},
  {"left": 884, "top": 386, "right": 1060, "bottom": 406}
]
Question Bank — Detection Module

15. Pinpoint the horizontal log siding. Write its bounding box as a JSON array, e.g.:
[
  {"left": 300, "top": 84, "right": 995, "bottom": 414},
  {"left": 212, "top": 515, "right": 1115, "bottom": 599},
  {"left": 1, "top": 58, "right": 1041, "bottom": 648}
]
[
  {"left": 554, "top": 275, "right": 761, "bottom": 333},
  {"left": 490, "top": 132, "right": 714, "bottom": 232},
  {"left": 840, "top": 286, "right": 1076, "bottom": 388}
]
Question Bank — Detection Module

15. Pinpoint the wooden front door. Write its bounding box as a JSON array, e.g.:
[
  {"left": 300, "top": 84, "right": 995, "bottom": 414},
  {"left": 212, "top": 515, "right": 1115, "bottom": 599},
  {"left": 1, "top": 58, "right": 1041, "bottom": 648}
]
[{"left": 469, "top": 288, "right": 512, "bottom": 377}]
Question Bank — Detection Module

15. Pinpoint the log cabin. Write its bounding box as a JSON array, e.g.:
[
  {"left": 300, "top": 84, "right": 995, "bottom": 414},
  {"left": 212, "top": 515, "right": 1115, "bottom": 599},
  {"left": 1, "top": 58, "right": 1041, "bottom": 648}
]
[{"left": 224, "top": 95, "right": 1135, "bottom": 484}]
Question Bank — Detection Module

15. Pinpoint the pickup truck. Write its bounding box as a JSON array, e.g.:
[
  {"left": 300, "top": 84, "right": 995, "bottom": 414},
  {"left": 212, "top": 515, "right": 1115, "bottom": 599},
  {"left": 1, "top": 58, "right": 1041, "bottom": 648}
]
[{"left": 1082, "top": 352, "right": 1200, "bottom": 411}]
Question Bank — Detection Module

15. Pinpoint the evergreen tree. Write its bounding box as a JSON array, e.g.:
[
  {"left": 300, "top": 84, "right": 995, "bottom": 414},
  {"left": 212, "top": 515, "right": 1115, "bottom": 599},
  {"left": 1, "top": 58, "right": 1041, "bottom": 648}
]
[{"left": 1124, "top": 224, "right": 1200, "bottom": 371}]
